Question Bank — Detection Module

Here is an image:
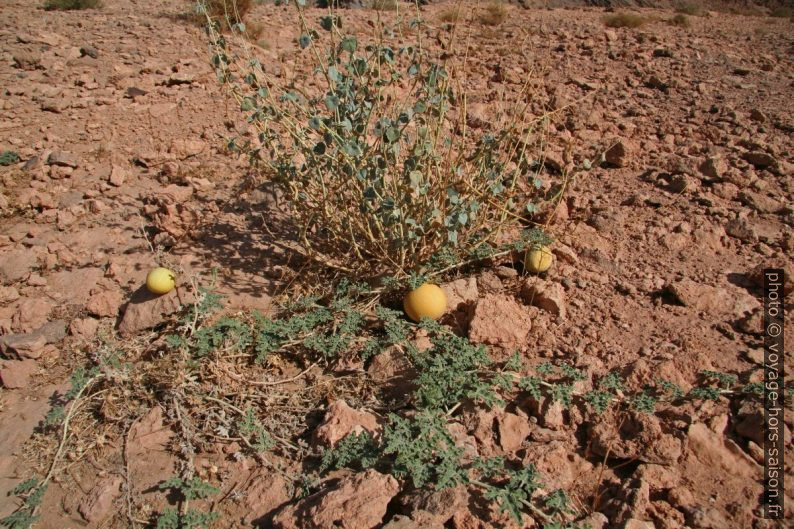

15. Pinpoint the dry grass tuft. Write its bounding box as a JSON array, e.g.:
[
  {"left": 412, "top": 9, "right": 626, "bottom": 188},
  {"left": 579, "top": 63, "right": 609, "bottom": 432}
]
[
  {"left": 438, "top": 6, "right": 463, "bottom": 24},
  {"left": 769, "top": 7, "right": 794, "bottom": 18},
  {"left": 202, "top": 0, "right": 253, "bottom": 25},
  {"left": 602, "top": 12, "right": 648, "bottom": 29},
  {"left": 670, "top": 13, "right": 690, "bottom": 27},
  {"left": 478, "top": 2, "right": 508, "bottom": 26},
  {"left": 369, "top": 0, "right": 399, "bottom": 10},
  {"left": 674, "top": 2, "right": 702, "bottom": 16},
  {"left": 43, "top": 0, "right": 101, "bottom": 9}
]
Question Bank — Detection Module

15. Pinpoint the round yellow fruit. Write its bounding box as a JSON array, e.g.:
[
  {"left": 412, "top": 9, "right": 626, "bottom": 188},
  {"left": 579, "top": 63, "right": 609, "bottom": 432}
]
[
  {"left": 146, "top": 267, "right": 176, "bottom": 295},
  {"left": 525, "top": 246, "right": 553, "bottom": 273},
  {"left": 403, "top": 283, "right": 447, "bottom": 322}
]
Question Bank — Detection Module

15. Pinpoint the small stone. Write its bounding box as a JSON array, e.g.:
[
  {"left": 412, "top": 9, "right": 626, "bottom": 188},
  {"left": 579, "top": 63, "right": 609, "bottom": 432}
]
[
  {"left": 109, "top": 165, "right": 127, "bottom": 186},
  {"left": 725, "top": 217, "right": 757, "bottom": 243},
  {"left": 166, "top": 73, "right": 195, "bottom": 86},
  {"left": 272, "top": 470, "right": 399, "bottom": 529},
  {"left": 78, "top": 475, "right": 123, "bottom": 523},
  {"left": 314, "top": 400, "right": 380, "bottom": 447},
  {"left": 698, "top": 157, "right": 727, "bottom": 180},
  {"left": 468, "top": 294, "right": 533, "bottom": 351},
  {"left": 0, "top": 359, "right": 37, "bottom": 389},
  {"left": 0, "top": 320, "right": 66, "bottom": 359},
  {"left": 47, "top": 151, "right": 79, "bottom": 168},
  {"left": 749, "top": 109, "right": 767, "bottom": 122},
  {"left": 399, "top": 486, "right": 468, "bottom": 526},
  {"left": 70, "top": 317, "right": 100, "bottom": 339},
  {"left": 743, "top": 151, "right": 777, "bottom": 169},
  {"left": 604, "top": 140, "right": 633, "bottom": 168},
  {"left": 80, "top": 45, "right": 99, "bottom": 59},
  {"left": 522, "top": 278, "right": 566, "bottom": 318},
  {"left": 496, "top": 412, "right": 530, "bottom": 452},
  {"left": 86, "top": 290, "right": 124, "bottom": 318},
  {"left": 367, "top": 348, "right": 416, "bottom": 400},
  {"left": 440, "top": 277, "right": 478, "bottom": 312},
  {"left": 118, "top": 286, "right": 187, "bottom": 337},
  {"left": 653, "top": 48, "right": 673, "bottom": 58},
  {"left": 125, "top": 86, "right": 148, "bottom": 99},
  {"left": 243, "top": 472, "right": 290, "bottom": 523}
]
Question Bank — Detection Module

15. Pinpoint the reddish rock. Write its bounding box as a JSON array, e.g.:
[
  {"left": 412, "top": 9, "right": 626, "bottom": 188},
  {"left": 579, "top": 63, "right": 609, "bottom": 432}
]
[
  {"left": 12, "top": 297, "right": 54, "bottom": 332},
  {"left": 367, "top": 348, "right": 416, "bottom": 399},
  {"left": 78, "top": 475, "right": 123, "bottom": 522},
  {"left": 746, "top": 261, "right": 794, "bottom": 295},
  {"left": 496, "top": 412, "right": 530, "bottom": 453},
  {"left": 665, "top": 279, "right": 756, "bottom": 316},
  {"left": 126, "top": 407, "right": 172, "bottom": 457},
  {"left": 383, "top": 516, "right": 443, "bottom": 529},
  {"left": 117, "top": 286, "right": 185, "bottom": 337},
  {"left": 521, "top": 278, "right": 567, "bottom": 318},
  {"left": 86, "top": 290, "right": 124, "bottom": 318},
  {"left": 399, "top": 485, "right": 468, "bottom": 526},
  {"left": 440, "top": 277, "right": 479, "bottom": 312},
  {"left": 604, "top": 139, "right": 634, "bottom": 168},
  {"left": 272, "top": 469, "right": 399, "bottom": 529},
  {"left": 314, "top": 400, "right": 380, "bottom": 447},
  {"left": 468, "top": 294, "right": 532, "bottom": 351},
  {"left": 0, "top": 320, "right": 66, "bottom": 359},
  {"left": 69, "top": 317, "right": 100, "bottom": 339},
  {"left": 0, "top": 359, "right": 37, "bottom": 389},
  {"left": 243, "top": 471, "right": 291, "bottom": 523},
  {"left": 0, "top": 249, "right": 39, "bottom": 284},
  {"left": 686, "top": 423, "right": 758, "bottom": 478},
  {"left": 589, "top": 412, "right": 682, "bottom": 465}
]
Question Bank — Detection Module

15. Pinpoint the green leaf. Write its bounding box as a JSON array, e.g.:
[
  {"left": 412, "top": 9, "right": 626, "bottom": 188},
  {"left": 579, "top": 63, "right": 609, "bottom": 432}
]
[{"left": 299, "top": 33, "right": 312, "bottom": 49}]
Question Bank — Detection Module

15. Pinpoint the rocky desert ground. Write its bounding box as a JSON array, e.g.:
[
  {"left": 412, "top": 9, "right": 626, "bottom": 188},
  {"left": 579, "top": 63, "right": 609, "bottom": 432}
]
[{"left": 0, "top": 0, "right": 792, "bottom": 528}]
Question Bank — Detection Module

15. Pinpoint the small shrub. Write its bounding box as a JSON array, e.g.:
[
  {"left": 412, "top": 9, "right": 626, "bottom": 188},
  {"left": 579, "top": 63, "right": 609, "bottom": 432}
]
[
  {"left": 602, "top": 12, "right": 647, "bottom": 28},
  {"left": 438, "top": 7, "right": 462, "bottom": 23},
  {"left": 769, "top": 7, "right": 794, "bottom": 18},
  {"left": 670, "top": 13, "right": 690, "bottom": 27},
  {"left": 43, "top": 0, "right": 101, "bottom": 10},
  {"left": 369, "top": 0, "right": 399, "bottom": 10},
  {"left": 201, "top": 0, "right": 252, "bottom": 25},
  {"left": 478, "top": 2, "right": 507, "bottom": 26},
  {"left": 205, "top": 4, "right": 553, "bottom": 279},
  {"left": 0, "top": 151, "right": 20, "bottom": 166},
  {"left": 674, "top": 2, "right": 702, "bottom": 16}
]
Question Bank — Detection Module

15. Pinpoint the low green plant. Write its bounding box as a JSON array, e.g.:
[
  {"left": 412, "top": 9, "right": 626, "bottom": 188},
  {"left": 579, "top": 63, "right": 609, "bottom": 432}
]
[
  {"left": 0, "top": 480, "right": 46, "bottom": 529},
  {"left": 602, "top": 12, "right": 648, "bottom": 28},
  {"left": 203, "top": 2, "right": 554, "bottom": 279},
  {"left": 0, "top": 151, "right": 20, "bottom": 166},
  {"left": 156, "top": 477, "right": 220, "bottom": 529},
  {"left": 43, "top": 0, "right": 101, "bottom": 10}
]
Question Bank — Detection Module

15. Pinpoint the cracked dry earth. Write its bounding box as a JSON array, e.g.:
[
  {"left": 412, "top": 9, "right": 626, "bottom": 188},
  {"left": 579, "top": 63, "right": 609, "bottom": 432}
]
[{"left": 0, "top": 1, "right": 792, "bottom": 528}]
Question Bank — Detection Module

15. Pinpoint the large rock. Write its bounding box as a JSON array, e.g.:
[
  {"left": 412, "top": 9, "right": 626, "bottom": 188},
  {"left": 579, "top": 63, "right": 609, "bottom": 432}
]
[
  {"left": 272, "top": 470, "right": 399, "bottom": 529},
  {"left": 746, "top": 261, "right": 794, "bottom": 295},
  {"left": 117, "top": 286, "right": 185, "bottom": 337},
  {"left": 314, "top": 400, "right": 380, "bottom": 447},
  {"left": 468, "top": 294, "right": 532, "bottom": 351}
]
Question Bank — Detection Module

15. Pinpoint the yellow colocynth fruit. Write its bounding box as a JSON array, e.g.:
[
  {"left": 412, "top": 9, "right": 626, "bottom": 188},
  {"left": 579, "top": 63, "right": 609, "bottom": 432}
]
[
  {"left": 403, "top": 283, "right": 447, "bottom": 322},
  {"left": 525, "top": 246, "right": 553, "bottom": 273},
  {"left": 146, "top": 267, "right": 176, "bottom": 295}
]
